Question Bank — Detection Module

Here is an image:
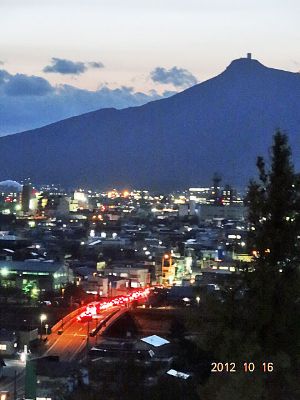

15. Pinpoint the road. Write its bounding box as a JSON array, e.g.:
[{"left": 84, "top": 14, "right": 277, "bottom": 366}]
[
  {"left": 1, "top": 290, "right": 150, "bottom": 397},
  {"left": 0, "top": 307, "right": 120, "bottom": 398},
  {"left": 44, "top": 307, "right": 120, "bottom": 361}
]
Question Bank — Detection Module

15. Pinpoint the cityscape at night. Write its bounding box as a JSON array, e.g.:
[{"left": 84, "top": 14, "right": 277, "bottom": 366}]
[{"left": 0, "top": 1, "right": 300, "bottom": 399}]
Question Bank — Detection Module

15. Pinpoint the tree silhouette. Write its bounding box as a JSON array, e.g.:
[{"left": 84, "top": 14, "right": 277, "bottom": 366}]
[
  {"left": 197, "top": 131, "right": 300, "bottom": 399},
  {"left": 245, "top": 131, "right": 300, "bottom": 357}
]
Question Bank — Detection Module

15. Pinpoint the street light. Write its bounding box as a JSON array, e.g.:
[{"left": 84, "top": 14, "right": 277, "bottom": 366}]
[
  {"left": 20, "top": 351, "right": 26, "bottom": 363},
  {"left": 196, "top": 296, "right": 200, "bottom": 306},
  {"left": 40, "top": 314, "right": 47, "bottom": 339}
]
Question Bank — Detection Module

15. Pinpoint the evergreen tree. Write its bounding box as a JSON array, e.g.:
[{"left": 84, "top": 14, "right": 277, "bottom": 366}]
[
  {"left": 197, "top": 131, "right": 300, "bottom": 400},
  {"left": 246, "top": 131, "right": 300, "bottom": 270},
  {"left": 245, "top": 131, "right": 300, "bottom": 358}
]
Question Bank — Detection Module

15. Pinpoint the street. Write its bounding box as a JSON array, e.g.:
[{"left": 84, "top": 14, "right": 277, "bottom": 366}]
[
  {"left": 44, "top": 307, "right": 118, "bottom": 361},
  {"left": 0, "top": 306, "right": 120, "bottom": 398}
]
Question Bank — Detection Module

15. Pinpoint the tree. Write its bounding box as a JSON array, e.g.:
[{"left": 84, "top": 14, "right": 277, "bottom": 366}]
[
  {"left": 197, "top": 131, "right": 300, "bottom": 400},
  {"left": 246, "top": 131, "right": 300, "bottom": 271},
  {"left": 245, "top": 131, "right": 300, "bottom": 358}
]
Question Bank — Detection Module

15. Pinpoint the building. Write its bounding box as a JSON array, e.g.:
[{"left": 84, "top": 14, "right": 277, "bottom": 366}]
[
  {"left": 35, "top": 357, "right": 85, "bottom": 400},
  {"left": 44, "top": 195, "right": 70, "bottom": 217},
  {"left": 21, "top": 182, "right": 32, "bottom": 213},
  {"left": 198, "top": 204, "right": 246, "bottom": 221},
  {"left": 161, "top": 254, "right": 176, "bottom": 286},
  {"left": 189, "top": 187, "right": 211, "bottom": 204},
  {"left": 0, "top": 260, "right": 72, "bottom": 296},
  {"left": 105, "top": 261, "right": 151, "bottom": 288},
  {"left": 0, "top": 329, "right": 17, "bottom": 356},
  {"left": 107, "top": 276, "right": 129, "bottom": 296},
  {"left": 178, "top": 201, "right": 196, "bottom": 217},
  {"left": 81, "top": 275, "right": 109, "bottom": 297},
  {"left": 0, "top": 231, "right": 31, "bottom": 252}
]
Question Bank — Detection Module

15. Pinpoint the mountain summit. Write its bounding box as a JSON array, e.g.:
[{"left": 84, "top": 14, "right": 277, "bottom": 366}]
[{"left": 0, "top": 56, "right": 299, "bottom": 189}]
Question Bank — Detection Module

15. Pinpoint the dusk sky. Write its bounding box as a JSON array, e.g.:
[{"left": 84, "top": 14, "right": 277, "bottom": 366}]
[{"left": 0, "top": 0, "right": 299, "bottom": 135}]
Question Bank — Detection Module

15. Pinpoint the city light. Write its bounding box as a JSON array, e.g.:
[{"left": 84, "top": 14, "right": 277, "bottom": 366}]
[
  {"left": 40, "top": 314, "right": 47, "bottom": 322},
  {"left": 0, "top": 267, "right": 8, "bottom": 277},
  {"left": 20, "top": 351, "right": 26, "bottom": 363},
  {"left": 77, "top": 288, "right": 150, "bottom": 322},
  {"left": 40, "top": 314, "right": 47, "bottom": 339}
]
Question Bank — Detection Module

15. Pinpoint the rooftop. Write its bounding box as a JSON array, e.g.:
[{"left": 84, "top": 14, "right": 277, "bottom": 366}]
[{"left": 0, "top": 260, "right": 64, "bottom": 273}]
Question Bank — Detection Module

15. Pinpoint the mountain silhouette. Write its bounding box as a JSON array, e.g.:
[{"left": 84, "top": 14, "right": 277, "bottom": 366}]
[{"left": 0, "top": 56, "right": 299, "bottom": 190}]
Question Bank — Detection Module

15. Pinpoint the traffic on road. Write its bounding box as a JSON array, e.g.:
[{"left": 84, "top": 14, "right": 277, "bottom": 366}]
[{"left": 77, "top": 288, "right": 151, "bottom": 322}]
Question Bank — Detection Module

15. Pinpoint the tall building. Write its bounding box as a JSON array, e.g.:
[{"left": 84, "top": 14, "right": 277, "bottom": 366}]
[
  {"left": 210, "top": 173, "right": 222, "bottom": 205},
  {"left": 222, "top": 184, "right": 234, "bottom": 204},
  {"left": 21, "top": 181, "right": 32, "bottom": 213}
]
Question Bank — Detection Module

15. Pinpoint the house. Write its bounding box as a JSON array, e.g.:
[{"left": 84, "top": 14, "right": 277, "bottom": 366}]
[
  {"left": 0, "top": 329, "right": 17, "bottom": 356},
  {"left": 35, "top": 357, "right": 86, "bottom": 400}
]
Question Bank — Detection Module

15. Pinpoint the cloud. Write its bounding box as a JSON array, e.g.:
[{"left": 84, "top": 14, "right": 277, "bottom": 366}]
[
  {"left": 3, "top": 73, "right": 54, "bottom": 96},
  {"left": 0, "top": 68, "right": 175, "bottom": 135},
  {"left": 43, "top": 57, "right": 104, "bottom": 75},
  {"left": 88, "top": 61, "right": 104, "bottom": 69},
  {"left": 150, "top": 66, "right": 197, "bottom": 87},
  {"left": 43, "top": 58, "right": 87, "bottom": 74},
  {"left": 0, "top": 69, "right": 10, "bottom": 85}
]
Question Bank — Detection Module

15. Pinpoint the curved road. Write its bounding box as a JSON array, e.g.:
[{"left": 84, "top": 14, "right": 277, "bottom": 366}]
[
  {"left": 44, "top": 307, "right": 120, "bottom": 361},
  {"left": 0, "top": 307, "right": 120, "bottom": 398}
]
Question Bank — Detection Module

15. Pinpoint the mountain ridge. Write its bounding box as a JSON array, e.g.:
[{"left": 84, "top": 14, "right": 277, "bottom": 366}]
[{"left": 1, "top": 57, "right": 299, "bottom": 190}]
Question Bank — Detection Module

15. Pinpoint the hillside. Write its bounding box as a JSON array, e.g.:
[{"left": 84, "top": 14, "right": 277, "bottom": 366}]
[{"left": 0, "top": 56, "right": 299, "bottom": 189}]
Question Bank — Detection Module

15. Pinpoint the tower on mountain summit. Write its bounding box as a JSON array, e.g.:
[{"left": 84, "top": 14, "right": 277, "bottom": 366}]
[{"left": 247, "top": 52, "right": 252, "bottom": 59}]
